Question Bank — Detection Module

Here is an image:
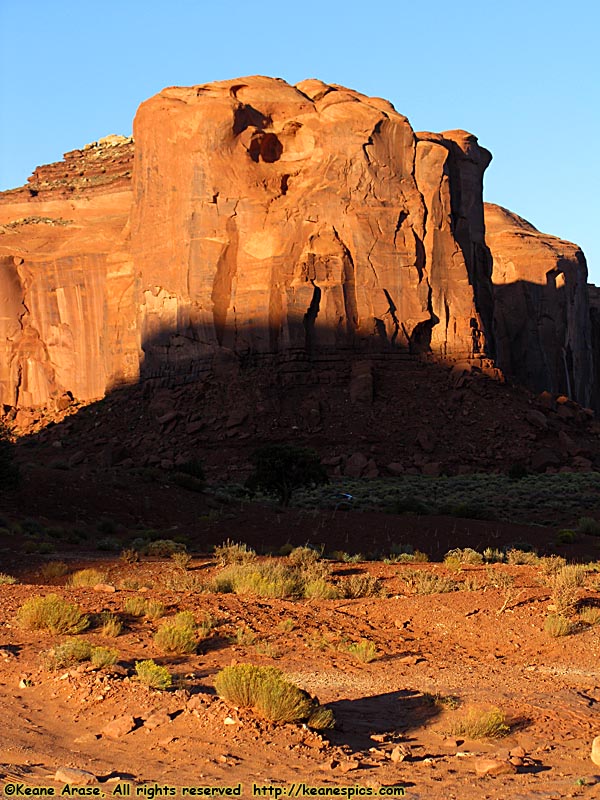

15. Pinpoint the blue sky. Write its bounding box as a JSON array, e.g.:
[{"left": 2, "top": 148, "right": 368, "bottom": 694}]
[{"left": 1, "top": 0, "right": 598, "bottom": 280}]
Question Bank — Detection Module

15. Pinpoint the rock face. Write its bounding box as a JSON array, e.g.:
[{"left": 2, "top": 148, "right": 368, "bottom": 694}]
[
  {"left": 0, "top": 136, "right": 136, "bottom": 408},
  {"left": 485, "top": 203, "right": 593, "bottom": 408},
  {"left": 0, "top": 76, "right": 594, "bottom": 414},
  {"left": 0, "top": 77, "right": 495, "bottom": 410},
  {"left": 132, "top": 77, "right": 494, "bottom": 378}
]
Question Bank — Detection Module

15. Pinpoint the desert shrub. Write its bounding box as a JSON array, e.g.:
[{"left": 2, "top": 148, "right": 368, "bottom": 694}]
[
  {"left": 403, "top": 571, "right": 457, "bottom": 594},
  {"left": 506, "top": 548, "right": 539, "bottom": 565},
  {"left": 68, "top": 568, "right": 106, "bottom": 587},
  {"left": 482, "top": 547, "right": 505, "bottom": 563},
  {"left": 90, "top": 646, "right": 118, "bottom": 668},
  {"left": 18, "top": 594, "right": 89, "bottom": 634},
  {"left": 306, "top": 706, "right": 335, "bottom": 729},
  {"left": 96, "top": 537, "right": 120, "bottom": 552},
  {"left": 449, "top": 708, "right": 509, "bottom": 739},
  {"left": 508, "top": 462, "right": 528, "bottom": 480},
  {"left": 277, "top": 618, "right": 295, "bottom": 633},
  {"left": 100, "top": 612, "right": 123, "bottom": 637},
  {"left": 97, "top": 517, "right": 117, "bottom": 535},
  {"left": 165, "top": 572, "right": 207, "bottom": 592},
  {"left": 214, "top": 664, "right": 329, "bottom": 726},
  {"left": 539, "top": 555, "right": 567, "bottom": 576},
  {"left": 145, "top": 539, "right": 185, "bottom": 557},
  {"left": 288, "top": 546, "right": 321, "bottom": 567},
  {"left": 233, "top": 625, "right": 257, "bottom": 646},
  {"left": 346, "top": 639, "right": 378, "bottom": 663},
  {"left": 0, "top": 573, "right": 18, "bottom": 584},
  {"left": 246, "top": 444, "right": 328, "bottom": 506},
  {"left": 556, "top": 529, "right": 577, "bottom": 545},
  {"left": 339, "top": 573, "right": 382, "bottom": 599},
  {"left": 42, "top": 638, "right": 93, "bottom": 670},
  {"left": 385, "top": 544, "right": 429, "bottom": 563},
  {"left": 391, "top": 496, "right": 432, "bottom": 515},
  {"left": 120, "top": 548, "right": 140, "bottom": 565},
  {"left": 124, "top": 596, "right": 147, "bottom": 616},
  {"left": 154, "top": 612, "right": 198, "bottom": 654},
  {"left": 444, "top": 548, "right": 484, "bottom": 566},
  {"left": 171, "top": 551, "right": 192, "bottom": 571},
  {"left": 214, "top": 540, "right": 257, "bottom": 566},
  {"left": 39, "top": 561, "right": 69, "bottom": 580},
  {"left": 544, "top": 614, "right": 572, "bottom": 637},
  {"left": 303, "top": 578, "right": 339, "bottom": 600},
  {"left": 579, "top": 605, "right": 600, "bottom": 626},
  {"left": 254, "top": 640, "right": 280, "bottom": 658},
  {"left": 135, "top": 659, "right": 172, "bottom": 690},
  {"left": 578, "top": 517, "right": 600, "bottom": 536},
  {"left": 0, "top": 422, "right": 19, "bottom": 489},
  {"left": 214, "top": 562, "right": 302, "bottom": 599},
  {"left": 143, "top": 600, "right": 166, "bottom": 620},
  {"left": 550, "top": 565, "right": 585, "bottom": 615}
]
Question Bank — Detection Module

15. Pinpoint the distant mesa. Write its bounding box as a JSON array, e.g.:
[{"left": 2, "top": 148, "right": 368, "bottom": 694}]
[{"left": 0, "top": 75, "right": 596, "bottom": 415}]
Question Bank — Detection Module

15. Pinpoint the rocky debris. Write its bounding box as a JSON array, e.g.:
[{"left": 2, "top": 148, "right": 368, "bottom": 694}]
[
  {"left": 143, "top": 709, "right": 171, "bottom": 730},
  {"left": 54, "top": 767, "right": 97, "bottom": 785},
  {"left": 100, "top": 714, "right": 136, "bottom": 739},
  {"left": 474, "top": 757, "right": 518, "bottom": 776},
  {"left": 350, "top": 362, "right": 374, "bottom": 404}
]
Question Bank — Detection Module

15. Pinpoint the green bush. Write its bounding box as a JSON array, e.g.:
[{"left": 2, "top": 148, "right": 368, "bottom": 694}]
[
  {"left": 68, "top": 568, "right": 106, "bottom": 587},
  {"left": 43, "top": 639, "right": 92, "bottom": 669},
  {"left": 346, "top": 639, "right": 378, "bottom": 663},
  {"left": 246, "top": 444, "right": 328, "bottom": 506},
  {"left": 340, "top": 573, "right": 382, "bottom": 599},
  {"left": 17, "top": 594, "right": 89, "bottom": 635},
  {"left": 214, "top": 540, "right": 257, "bottom": 566},
  {"left": 135, "top": 659, "right": 172, "bottom": 689},
  {"left": 214, "top": 664, "right": 331, "bottom": 726},
  {"left": 578, "top": 517, "right": 600, "bottom": 537},
  {"left": 154, "top": 612, "right": 198, "bottom": 654},
  {"left": 444, "top": 548, "right": 484, "bottom": 566},
  {"left": 544, "top": 614, "right": 571, "bottom": 637},
  {"left": 90, "top": 646, "right": 118, "bottom": 668}
]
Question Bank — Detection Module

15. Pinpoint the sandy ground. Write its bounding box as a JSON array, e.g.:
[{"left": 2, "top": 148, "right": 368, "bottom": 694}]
[{"left": 1, "top": 553, "right": 600, "bottom": 800}]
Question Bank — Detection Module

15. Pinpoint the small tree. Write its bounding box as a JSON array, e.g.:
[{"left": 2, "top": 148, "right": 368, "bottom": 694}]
[{"left": 246, "top": 444, "right": 327, "bottom": 506}]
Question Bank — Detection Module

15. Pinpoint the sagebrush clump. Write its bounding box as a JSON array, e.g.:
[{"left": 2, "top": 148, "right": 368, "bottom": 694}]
[
  {"left": 17, "top": 594, "right": 89, "bottom": 635},
  {"left": 135, "top": 659, "right": 172, "bottom": 690},
  {"left": 154, "top": 611, "right": 198, "bottom": 654},
  {"left": 214, "top": 663, "right": 333, "bottom": 728}
]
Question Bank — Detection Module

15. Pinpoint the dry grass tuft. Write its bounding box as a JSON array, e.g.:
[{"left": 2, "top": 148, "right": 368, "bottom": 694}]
[{"left": 448, "top": 707, "right": 509, "bottom": 739}]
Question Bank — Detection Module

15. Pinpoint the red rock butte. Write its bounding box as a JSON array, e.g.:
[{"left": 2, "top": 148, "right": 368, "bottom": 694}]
[{"left": 0, "top": 76, "right": 597, "bottom": 414}]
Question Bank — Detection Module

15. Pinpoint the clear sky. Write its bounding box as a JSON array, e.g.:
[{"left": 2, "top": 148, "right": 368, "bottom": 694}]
[{"left": 1, "top": 0, "right": 598, "bottom": 280}]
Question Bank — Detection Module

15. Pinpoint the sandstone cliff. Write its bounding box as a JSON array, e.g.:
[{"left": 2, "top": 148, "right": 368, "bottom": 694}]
[
  {"left": 0, "top": 77, "right": 497, "bottom": 411},
  {"left": 0, "top": 76, "right": 593, "bottom": 417},
  {"left": 485, "top": 202, "right": 593, "bottom": 407}
]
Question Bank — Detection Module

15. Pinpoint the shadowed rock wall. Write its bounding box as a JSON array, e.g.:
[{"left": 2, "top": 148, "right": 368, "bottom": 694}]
[{"left": 485, "top": 203, "right": 593, "bottom": 408}]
